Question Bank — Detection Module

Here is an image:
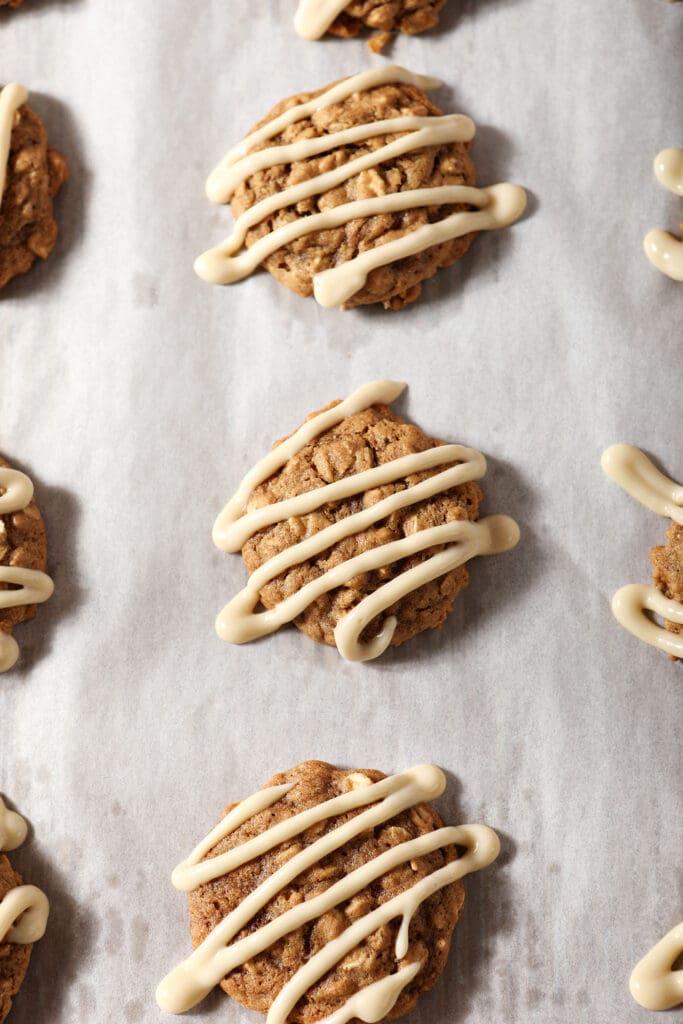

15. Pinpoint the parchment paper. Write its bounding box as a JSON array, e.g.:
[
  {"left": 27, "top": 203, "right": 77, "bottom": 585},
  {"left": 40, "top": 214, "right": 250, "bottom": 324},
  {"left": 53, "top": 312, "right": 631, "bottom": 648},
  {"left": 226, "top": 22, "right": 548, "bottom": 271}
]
[{"left": 1, "top": 1, "right": 681, "bottom": 1021}]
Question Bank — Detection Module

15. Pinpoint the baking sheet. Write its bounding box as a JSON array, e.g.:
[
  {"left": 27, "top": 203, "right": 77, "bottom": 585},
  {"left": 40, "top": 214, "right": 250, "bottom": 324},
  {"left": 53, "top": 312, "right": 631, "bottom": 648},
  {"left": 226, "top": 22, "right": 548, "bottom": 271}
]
[{"left": 1, "top": 0, "right": 682, "bottom": 1021}]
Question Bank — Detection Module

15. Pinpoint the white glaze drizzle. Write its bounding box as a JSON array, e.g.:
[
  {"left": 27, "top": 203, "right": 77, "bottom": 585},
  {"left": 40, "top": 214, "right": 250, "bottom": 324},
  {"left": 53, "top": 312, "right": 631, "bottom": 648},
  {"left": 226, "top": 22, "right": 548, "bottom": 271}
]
[
  {"left": 156, "top": 765, "right": 500, "bottom": 1018},
  {"left": 294, "top": 0, "right": 350, "bottom": 39},
  {"left": 195, "top": 66, "right": 526, "bottom": 307},
  {"left": 0, "top": 83, "right": 28, "bottom": 212},
  {"left": 630, "top": 922, "right": 683, "bottom": 1010},
  {"left": 601, "top": 445, "right": 683, "bottom": 658},
  {"left": 213, "top": 380, "right": 520, "bottom": 662},
  {"left": 601, "top": 445, "right": 683, "bottom": 525},
  {"left": 0, "top": 797, "right": 28, "bottom": 852},
  {"left": 0, "top": 467, "right": 54, "bottom": 673},
  {"left": 0, "top": 797, "right": 49, "bottom": 946},
  {"left": 654, "top": 148, "right": 683, "bottom": 197},
  {"left": 644, "top": 148, "right": 683, "bottom": 281}
]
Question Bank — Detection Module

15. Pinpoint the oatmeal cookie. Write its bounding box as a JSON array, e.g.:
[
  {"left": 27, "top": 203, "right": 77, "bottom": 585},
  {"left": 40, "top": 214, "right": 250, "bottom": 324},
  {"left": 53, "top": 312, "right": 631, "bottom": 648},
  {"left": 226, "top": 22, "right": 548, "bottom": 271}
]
[
  {"left": 601, "top": 444, "right": 683, "bottom": 661},
  {"left": 157, "top": 762, "right": 500, "bottom": 1021},
  {"left": 242, "top": 402, "right": 482, "bottom": 647},
  {"left": 195, "top": 67, "right": 526, "bottom": 310},
  {"left": 0, "top": 457, "right": 52, "bottom": 673},
  {"left": 295, "top": 0, "right": 448, "bottom": 52},
  {"left": 650, "top": 520, "right": 683, "bottom": 657},
  {"left": 213, "top": 381, "right": 520, "bottom": 661},
  {"left": 0, "top": 84, "right": 68, "bottom": 289},
  {"left": 0, "top": 856, "right": 31, "bottom": 1024}
]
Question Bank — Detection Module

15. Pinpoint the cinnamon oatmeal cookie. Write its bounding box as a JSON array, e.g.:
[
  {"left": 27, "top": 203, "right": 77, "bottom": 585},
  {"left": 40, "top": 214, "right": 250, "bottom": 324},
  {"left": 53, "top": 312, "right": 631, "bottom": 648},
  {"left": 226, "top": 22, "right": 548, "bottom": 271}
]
[
  {"left": 295, "top": 0, "right": 448, "bottom": 52},
  {"left": 241, "top": 402, "right": 482, "bottom": 647},
  {"left": 0, "top": 84, "right": 68, "bottom": 289},
  {"left": 195, "top": 67, "right": 526, "bottom": 310},
  {"left": 212, "top": 381, "right": 520, "bottom": 661},
  {"left": 157, "top": 762, "right": 500, "bottom": 1022},
  {"left": 650, "top": 520, "right": 683, "bottom": 657},
  {"left": 0, "top": 857, "right": 31, "bottom": 1024},
  {"left": 0, "top": 457, "right": 52, "bottom": 673}
]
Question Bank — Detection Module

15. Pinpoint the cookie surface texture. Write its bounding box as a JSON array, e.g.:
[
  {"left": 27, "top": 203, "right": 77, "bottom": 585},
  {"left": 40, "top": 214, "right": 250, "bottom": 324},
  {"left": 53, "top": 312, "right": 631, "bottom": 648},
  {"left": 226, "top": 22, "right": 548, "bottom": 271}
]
[
  {"left": 0, "top": 856, "right": 32, "bottom": 1024},
  {"left": 242, "top": 401, "right": 482, "bottom": 648},
  {"left": 190, "top": 762, "right": 464, "bottom": 1021},
  {"left": 651, "top": 520, "right": 683, "bottom": 655},
  {"left": 0, "top": 84, "right": 68, "bottom": 289},
  {"left": 295, "top": 0, "right": 448, "bottom": 51},
  {"left": 328, "top": 0, "right": 448, "bottom": 38}
]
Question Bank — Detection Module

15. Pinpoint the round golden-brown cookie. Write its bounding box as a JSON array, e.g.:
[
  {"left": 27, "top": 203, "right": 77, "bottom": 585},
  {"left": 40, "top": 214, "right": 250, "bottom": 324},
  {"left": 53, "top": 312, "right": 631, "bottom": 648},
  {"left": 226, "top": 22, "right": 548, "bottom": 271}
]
[
  {"left": 241, "top": 401, "right": 482, "bottom": 650},
  {"left": 650, "top": 521, "right": 683, "bottom": 659},
  {"left": 323, "top": 0, "right": 448, "bottom": 52},
  {"left": 188, "top": 761, "right": 464, "bottom": 1023},
  {"left": 230, "top": 78, "right": 477, "bottom": 310},
  {"left": 0, "top": 92, "right": 68, "bottom": 289},
  {"left": 0, "top": 855, "right": 32, "bottom": 1024},
  {"left": 0, "top": 457, "right": 48, "bottom": 656}
]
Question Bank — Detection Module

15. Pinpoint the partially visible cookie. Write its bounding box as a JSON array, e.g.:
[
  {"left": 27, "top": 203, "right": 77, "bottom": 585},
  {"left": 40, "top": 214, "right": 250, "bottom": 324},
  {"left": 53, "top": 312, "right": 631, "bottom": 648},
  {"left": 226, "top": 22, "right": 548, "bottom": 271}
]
[
  {"left": 0, "top": 856, "right": 32, "bottom": 1024},
  {"left": 0, "top": 458, "right": 53, "bottom": 673},
  {"left": 295, "top": 0, "right": 448, "bottom": 52},
  {"left": 601, "top": 444, "right": 683, "bottom": 661},
  {"left": 0, "top": 1, "right": 25, "bottom": 8},
  {"left": 213, "top": 380, "right": 520, "bottom": 662},
  {"left": 0, "top": 83, "right": 68, "bottom": 289},
  {"left": 0, "top": 797, "right": 49, "bottom": 1024},
  {"left": 157, "top": 762, "right": 501, "bottom": 1021},
  {"left": 650, "top": 520, "right": 683, "bottom": 654},
  {"left": 195, "top": 66, "right": 526, "bottom": 310}
]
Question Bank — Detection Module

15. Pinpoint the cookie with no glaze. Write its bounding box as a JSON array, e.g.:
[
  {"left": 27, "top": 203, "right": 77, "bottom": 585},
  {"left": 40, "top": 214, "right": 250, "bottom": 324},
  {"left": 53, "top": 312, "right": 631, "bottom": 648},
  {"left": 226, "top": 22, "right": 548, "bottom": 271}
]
[
  {"left": 213, "top": 381, "right": 520, "bottom": 662},
  {"left": 0, "top": 84, "right": 68, "bottom": 289},
  {"left": 0, "top": 1, "right": 24, "bottom": 7},
  {"left": 295, "top": 0, "right": 448, "bottom": 52},
  {"left": 195, "top": 67, "right": 526, "bottom": 310},
  {"left": 0, "top": 856, "right": 31, "bottom": 1024},
  {"left": 157, "top": 762, "right": 500, "bottom": 1022},
  {"left": 0, "top": 458, "right": 53, "bottom": 673}
]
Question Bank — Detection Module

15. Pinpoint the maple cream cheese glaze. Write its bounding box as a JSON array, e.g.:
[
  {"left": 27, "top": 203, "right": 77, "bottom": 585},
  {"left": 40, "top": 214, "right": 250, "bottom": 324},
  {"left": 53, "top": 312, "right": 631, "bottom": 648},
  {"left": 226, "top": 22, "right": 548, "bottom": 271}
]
[
  {"left": 0, "top": 467, "right": 54, "bottom": 673},
  {"left": 213, "top": 380, "right": 520, "bottom": 662},
  {"left": 295, "top": 0, "right": 350, "bottom": 38},
  {"left": 0, "top": 84, "right": 28, "bottom": 209},
  {"left": 0, "top": 797, "right": 49, "bottom": 946},
  {"left": 630, "top": 922, "right": 683, "bottom": 1010},
  {"left": 195, "top": 66, "right": 527, "bottom": 308},
  {"left": 601, "top": 444, "right": 683, "bottom": 658},
  {"left": 644, "top": 147, "right": 683, "bottom": 281},
  {"left": 156, "top": 764, "right": 500, "bottom": 1017}
]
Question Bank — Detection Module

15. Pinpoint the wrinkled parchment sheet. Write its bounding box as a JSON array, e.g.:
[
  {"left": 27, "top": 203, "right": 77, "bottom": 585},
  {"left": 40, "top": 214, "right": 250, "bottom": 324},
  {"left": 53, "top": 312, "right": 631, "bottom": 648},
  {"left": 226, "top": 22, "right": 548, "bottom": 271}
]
[{"left": 0, "top": 1, "right": 681, "bottom": 1021}]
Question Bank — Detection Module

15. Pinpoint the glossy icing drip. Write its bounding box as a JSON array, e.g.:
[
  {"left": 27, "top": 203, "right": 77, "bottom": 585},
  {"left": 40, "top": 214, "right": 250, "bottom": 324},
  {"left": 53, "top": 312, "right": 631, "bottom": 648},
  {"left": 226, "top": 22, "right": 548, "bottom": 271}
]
[
  {"left": 644, "top": 148, "right": 683, "bottom": 281},
  {"left": 630, "top": 922, "right": 683, "bottom": 1010},
  {"left": 0, "top": 83, "right": 28, "bottom": 211}
]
